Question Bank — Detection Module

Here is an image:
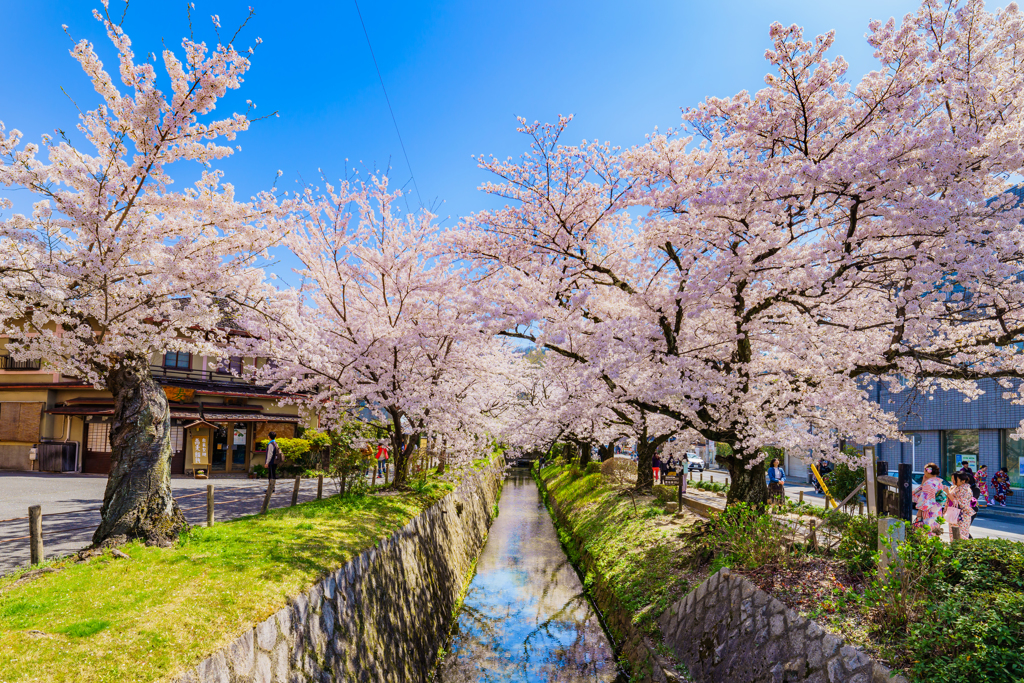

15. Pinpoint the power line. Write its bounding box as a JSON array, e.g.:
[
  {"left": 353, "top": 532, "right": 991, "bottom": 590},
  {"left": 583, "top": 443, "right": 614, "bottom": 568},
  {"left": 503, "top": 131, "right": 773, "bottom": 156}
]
[{"left": 352, "top": 0, "right": 424, "bottom": 209}]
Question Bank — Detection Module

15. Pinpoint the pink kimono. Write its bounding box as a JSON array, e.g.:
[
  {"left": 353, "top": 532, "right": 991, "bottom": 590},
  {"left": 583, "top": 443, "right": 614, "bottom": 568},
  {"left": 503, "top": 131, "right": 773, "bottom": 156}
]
[
  {"left": 913, "top": 476, "right": 946, "bottom": 536},
  {"left": 946, "top": 483, "right": 975, "bottom": 540}
]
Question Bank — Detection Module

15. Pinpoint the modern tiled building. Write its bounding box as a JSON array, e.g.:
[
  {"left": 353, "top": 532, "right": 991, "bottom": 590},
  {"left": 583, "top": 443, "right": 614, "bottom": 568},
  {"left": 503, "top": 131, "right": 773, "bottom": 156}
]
[
  {"left": 786, "top": 379, "right": 1024, "bottom": 508},
  {"left": 0, "top": 344, "right": 302, "bottom": 476}
]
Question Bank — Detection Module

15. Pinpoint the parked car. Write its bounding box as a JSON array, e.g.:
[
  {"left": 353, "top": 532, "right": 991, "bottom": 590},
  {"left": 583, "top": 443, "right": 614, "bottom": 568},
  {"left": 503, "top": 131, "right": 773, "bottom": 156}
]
[{"left": 686, "top": 453, "right": 705, "bottom": 472}]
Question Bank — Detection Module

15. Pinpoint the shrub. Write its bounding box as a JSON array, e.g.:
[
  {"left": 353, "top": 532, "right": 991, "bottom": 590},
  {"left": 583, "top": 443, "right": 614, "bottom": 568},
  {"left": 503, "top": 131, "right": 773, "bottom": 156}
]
[
  {"left": 866, "top": 527, "right": 947, "bottom": 634},
  {"left": 898, "top": 538, "right": 1024, "bottom": 682},
  {"left": 585, "top": 461, "right": 602, "bottom": 475},
  {"left": 685, "top": 503, "right": 795, "bottom": 570},
  {"left": 601, "top": 456, "right": 637, "bottom": 487},
  {"left": 832, "top": 513, "right": 878, "bottom": 574},
  {"left": 823, "top": 461, "right": 866, "bottom": 506},
  {"left": 652, "top": 484, "right": 675, "bottom": 502},
  {"left": 257, "top": 437, "right": 314, "bottom": 469}
]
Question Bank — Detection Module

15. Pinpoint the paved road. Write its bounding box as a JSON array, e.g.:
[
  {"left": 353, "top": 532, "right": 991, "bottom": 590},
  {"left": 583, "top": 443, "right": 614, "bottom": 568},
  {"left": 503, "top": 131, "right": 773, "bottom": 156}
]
[
  {"left": 0, "top": 469, "right": 383, "bottom": 575},
  {"left": 695, "top": 468, "right": 1024, "bottom": 543}
]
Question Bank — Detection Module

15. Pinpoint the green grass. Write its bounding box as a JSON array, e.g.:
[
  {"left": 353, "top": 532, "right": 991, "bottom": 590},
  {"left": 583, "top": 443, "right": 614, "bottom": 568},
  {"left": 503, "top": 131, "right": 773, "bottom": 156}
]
[
  {"left": 0, "top": 482, "right": 454, "bottom": 683},
  {"left": 536, "top": 461, "right": 700, "bottom": 636}
]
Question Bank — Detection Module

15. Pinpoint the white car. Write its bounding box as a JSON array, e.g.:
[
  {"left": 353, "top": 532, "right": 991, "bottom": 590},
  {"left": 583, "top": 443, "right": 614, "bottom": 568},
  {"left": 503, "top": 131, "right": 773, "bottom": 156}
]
[{"left": 685, "top": 453, "right": 705, "bottom": 472}]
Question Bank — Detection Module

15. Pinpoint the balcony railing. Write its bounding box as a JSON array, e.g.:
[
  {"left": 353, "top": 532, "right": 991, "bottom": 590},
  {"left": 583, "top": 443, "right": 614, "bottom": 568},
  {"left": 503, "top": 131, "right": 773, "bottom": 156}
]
[
  {"left": 0, "top": 356, "right": 42, "bottom": 371},
  {"left": 150, "top": 364, "right": 256, "bottom": 388}
]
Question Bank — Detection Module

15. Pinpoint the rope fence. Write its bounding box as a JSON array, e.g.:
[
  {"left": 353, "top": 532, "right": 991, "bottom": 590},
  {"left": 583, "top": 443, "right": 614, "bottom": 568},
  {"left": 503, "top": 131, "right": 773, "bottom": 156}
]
[{"left": 0, "top": 475, "right": 327, "bottom": 568}]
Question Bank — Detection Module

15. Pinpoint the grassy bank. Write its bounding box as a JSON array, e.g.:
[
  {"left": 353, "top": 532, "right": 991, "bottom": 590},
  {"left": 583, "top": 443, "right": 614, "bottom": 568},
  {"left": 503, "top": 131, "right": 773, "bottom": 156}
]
[
  {"left": 535, "top": 460, "right": 704, "bottom": 642},
  {"left": 0, "top": 477, "right": 457, "bottom": 683}
]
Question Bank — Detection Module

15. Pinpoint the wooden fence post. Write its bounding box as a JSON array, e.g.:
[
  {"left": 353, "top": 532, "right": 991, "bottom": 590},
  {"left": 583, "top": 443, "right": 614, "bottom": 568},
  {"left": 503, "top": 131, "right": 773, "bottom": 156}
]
[
  {"left": 206, "top": 485, "right": 214, "bottom": 527},
  {"left": 261, "top": 480, "right": 275, "bottom": 514},
  {"left": 897, "top": 463, "right": 913, "bottom": 521},
  {"left": 951, "top": 526, "right": 961, "bottom": 542},
  {"left": 317, "top": 475, "right": 323, "bottom": 500},
  {"left": 808, "top": 520, "right": 817, "bottom": 551},
  {"left": 291, "top": 477, "right": 300, "bottom": 506},
  {"left": 798, "top": 491, "right": 804, "bottom": 504},
  {"left": 28, "top": 505, "right": 43, "bottom": 565}
]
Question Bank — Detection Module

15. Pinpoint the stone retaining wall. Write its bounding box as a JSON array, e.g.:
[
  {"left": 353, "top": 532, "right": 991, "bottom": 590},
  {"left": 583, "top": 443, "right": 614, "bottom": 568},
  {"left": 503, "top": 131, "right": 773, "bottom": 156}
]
[
  {"left": 172, "top": 463, "right": 504, "bottom": 683},
  {"left": 659, "top": 568, "right": 908, "bottom": 683}
]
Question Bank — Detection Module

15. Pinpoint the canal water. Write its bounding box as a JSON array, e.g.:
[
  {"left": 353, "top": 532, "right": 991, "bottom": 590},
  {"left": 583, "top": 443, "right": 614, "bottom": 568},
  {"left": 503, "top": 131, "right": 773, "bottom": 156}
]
[{"left": 436, "top": 468, "right": 624, "bottom": 682}]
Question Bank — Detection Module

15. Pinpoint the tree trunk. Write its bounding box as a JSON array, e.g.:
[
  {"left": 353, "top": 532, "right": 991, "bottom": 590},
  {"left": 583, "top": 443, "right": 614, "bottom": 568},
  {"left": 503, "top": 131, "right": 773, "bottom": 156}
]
[
  {"left": 720, "top": 444, "right": 769, "bottom": 507},
  {"left": 598, "top": 443, "right": 614, "bottom": 462},
  {"left": 388, "top": 408, "right": 419, "bottom": 488},
  {"left": 636, "top": 438, "right": 655, "bottom": 490},
  {"left": 578, "top": 442, "right": 593, "bottom": 468},
  {"left": 93, "top": 354, "right": 187, "bottom": 547}
]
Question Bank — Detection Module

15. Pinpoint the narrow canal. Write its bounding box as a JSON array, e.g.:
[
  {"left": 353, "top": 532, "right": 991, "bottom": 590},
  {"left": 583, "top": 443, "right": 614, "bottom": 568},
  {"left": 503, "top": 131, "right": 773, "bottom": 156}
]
[{"left": 436, "top": 468, "right": 624, "bottom": 682}]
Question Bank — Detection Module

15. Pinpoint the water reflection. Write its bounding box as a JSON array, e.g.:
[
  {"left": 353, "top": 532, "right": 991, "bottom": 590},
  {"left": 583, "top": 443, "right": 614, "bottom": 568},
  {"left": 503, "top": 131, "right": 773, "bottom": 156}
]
[{"left": 437, "top": 468, "right": 622, "bottom": 682}]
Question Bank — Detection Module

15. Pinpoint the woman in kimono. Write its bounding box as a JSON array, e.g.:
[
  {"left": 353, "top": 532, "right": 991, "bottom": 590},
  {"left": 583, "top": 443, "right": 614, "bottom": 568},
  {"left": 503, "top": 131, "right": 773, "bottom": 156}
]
[
  {"left": 992, "top": 467, "right": 1012, "bottom": 507},
  {"left": 945, "top": 471, "right": 976, "bottom": 540},
  {"left": 913, "top": 463, "right": 947, "bottom": 536},
  {"left": 976, "top": 464, "right": 991, "bottom": 506}
]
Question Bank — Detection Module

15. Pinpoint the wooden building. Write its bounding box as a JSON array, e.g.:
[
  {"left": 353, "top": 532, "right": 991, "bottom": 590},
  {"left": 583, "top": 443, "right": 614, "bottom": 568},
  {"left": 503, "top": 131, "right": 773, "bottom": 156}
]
[{"left": 0, "top": 346, "right": 301, "bottom": 476}]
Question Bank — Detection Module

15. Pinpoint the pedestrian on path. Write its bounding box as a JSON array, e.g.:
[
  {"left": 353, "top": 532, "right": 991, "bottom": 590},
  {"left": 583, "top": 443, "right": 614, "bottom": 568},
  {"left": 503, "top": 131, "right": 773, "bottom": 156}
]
[
  {"left": 265, "top": 432, "right": 282, "bottom": 482},
  {"left": 946, "top": 471, "right": 976, "bottom": 540},
  {"left": 992, "top": 467, "right": 1012, "bottom": 507},
  {"left": 652, "top": 453, "right": 663, "bottom": 484},
  {"left": 767, "top": 458, "right": 786, "bottom": 506},
  {"left": 977, "top": 464, "right": 991, "bottom": 506},
  {"left": 376, "top": 443, "right": 389, "bottom": 477},
  {"left": 913, "top": 463, "right": 947, "bottom": 536}
]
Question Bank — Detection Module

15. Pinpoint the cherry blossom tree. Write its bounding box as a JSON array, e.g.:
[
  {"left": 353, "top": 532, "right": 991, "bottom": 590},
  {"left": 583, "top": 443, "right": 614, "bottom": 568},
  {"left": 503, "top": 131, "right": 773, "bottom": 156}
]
[
  {"left": 0, "top": 8, "right": 286, "bottom": 545},
  {"left": 249, "top": 176, "right": 517, "bottom": 487},
  {"left": 457, "top": 0, "right": 1024, "bottom": 505}
]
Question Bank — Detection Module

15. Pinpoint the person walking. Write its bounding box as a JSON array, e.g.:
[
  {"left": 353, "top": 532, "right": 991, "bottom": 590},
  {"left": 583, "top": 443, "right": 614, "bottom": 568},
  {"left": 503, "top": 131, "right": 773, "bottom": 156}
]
[
  {"left": 652, "top": 452, "right": 664, "bottom": 484},
  {"left": 946, "top": 471, "right": 976, "bottom": 540},
  {"left": 265, "top": 431, "right": 282, "bottom": 482},
  {"left": 767, "top": 457, "right": 786, "bottom": 506},
  {"left": 376, "top": 442, "right": 389, "bottom": 477},
  {"left": 976, "top": 464, "right": 991, "bottom": 507},
  {"left": 913, "top": 463, "right": 947, "bottom": 536},
  {"left": 992, "top": 467, "right": 1012, "bottom": 507}
]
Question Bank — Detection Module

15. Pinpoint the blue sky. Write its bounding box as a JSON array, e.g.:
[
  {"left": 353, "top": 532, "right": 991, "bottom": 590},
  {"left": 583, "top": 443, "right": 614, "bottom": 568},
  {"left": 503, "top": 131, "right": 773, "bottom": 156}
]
[{"left": 0, "top": 0, "right": 967, "bottom": 283}]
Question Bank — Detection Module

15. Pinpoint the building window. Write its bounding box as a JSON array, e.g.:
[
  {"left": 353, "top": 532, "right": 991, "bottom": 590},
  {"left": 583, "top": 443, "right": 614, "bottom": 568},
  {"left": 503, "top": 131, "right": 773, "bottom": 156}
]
[
  {"left": 216, "top": 356, "right": 243, "bottom": 375},
  {"left": 943, "top": 430, "right": 979, "bottom": 476},
  {"left": 164, "top": 351, "right": 191, "bottom": 369},
  {"left": 170, "top": 425, "right": 184, "bottom": 453},
  {"left": 87, "top": 422, "right": 111, "bottom": 452},
  {"left": 1001, "top": 430, "right": 1023, "bottom": 489},
  {"left": 908, "top": 433, "right": 924, "bottom": 471}
]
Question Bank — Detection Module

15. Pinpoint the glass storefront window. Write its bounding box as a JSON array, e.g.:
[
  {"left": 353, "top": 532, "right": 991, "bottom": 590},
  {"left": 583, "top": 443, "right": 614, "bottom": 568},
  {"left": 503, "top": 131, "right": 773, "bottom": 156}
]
[
  {"left": 1001, "top": 430, "right": 1024, "bottom": 488},
  {"left": 943, "top": 430, "right": 979, "bottom": 477},
  {"left": 232, "top": 423, "right": 247, "bottom": 468}
]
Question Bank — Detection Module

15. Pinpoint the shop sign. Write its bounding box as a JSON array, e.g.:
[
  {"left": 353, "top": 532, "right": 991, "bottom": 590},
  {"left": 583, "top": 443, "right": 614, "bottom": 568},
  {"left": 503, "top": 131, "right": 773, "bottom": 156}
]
[
  {"left": 955, "top": 453, "right": 977, "bottom": 470},
  {"left": 233, "top": 427, "right": 246, "bottom": 446},
  {"left": 164, "top": 386, "right": 196, "bottom": 403},
  {"left": 192, "top": 436, "right": 209, "bottom": 466}
]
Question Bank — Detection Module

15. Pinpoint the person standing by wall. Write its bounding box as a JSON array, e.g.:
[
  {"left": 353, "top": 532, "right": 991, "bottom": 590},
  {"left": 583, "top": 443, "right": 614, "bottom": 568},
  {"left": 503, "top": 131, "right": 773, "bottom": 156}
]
[
  {"left": 265, "top": 431, "right": 281, "bottom": 482},
  {"left": 992, "top": 467, "right": 1012, "bottom": 507},
  {"left": 976, "top": 464, "right": 991, "bottom": 507}
]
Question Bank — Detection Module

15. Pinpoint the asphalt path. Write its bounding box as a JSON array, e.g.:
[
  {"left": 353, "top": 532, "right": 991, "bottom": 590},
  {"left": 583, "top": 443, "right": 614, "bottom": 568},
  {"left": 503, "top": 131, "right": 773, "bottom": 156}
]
[
  {"left": 0, "top": 468, "right": 390, "bottom": 575},
  {"left": 694, "top": 468, "right": 1024, "bottom": 543}
]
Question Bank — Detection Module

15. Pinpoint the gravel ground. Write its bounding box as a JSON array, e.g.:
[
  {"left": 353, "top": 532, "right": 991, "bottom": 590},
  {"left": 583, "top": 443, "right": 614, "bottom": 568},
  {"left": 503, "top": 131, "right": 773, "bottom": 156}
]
[{"left": 0, "top": 468, "right": 387, "bottom": 575}]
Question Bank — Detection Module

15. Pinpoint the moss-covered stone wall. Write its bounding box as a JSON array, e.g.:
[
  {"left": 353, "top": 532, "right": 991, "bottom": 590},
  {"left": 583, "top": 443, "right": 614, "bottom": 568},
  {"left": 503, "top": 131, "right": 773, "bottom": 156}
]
[{"left": 172, "top": 463, "right": 504, "bottom": 683}]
